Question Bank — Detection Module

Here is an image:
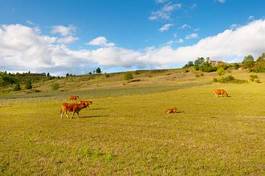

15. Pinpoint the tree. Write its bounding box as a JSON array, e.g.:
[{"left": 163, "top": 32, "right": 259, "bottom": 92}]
[
  {"left": 124, "top": 72, "right": 133, "bottom": 80},
  {"left": 217, "top": 67, "right": 225, "bottom": 76},
  {"left": 256, "top": 52, "right": 265, "bottom": 62},
  {"left": 95, "top": 67, "right": 102, "bottom": 74},
  {"left": 194, "top": 57, "right": 206, "bottom": 70},
  {"left": 14, "top": 83, "right": 21, "bottom": 91},
  {"left": 47, "top": 72, "right": 50, "bottom": 77},
  {"left": 183, "top": 61, "right": 194, "bottom": 68},
  {"left": 242, "top": 55, "right": 255, "bottom": 69},
  {"left": 194, "top": 57, "right": 205, "bottom": 67},
  {"left": 25, "top": 80, "right": 32, "bottom": 89}
]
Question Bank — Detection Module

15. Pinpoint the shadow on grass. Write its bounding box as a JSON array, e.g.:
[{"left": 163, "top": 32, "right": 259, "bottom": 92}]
[
  {"left": 89, "top": 107, "right": 107, "bottom": 110},
  {"left": 78, "top": 115, "right": 109, "bottom": 118}
]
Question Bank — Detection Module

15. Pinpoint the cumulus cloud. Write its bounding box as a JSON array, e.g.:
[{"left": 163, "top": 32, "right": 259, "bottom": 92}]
[
  {"left": 149, "top": 2, "right": 181, "bottom": 20},
  {"left": 51, "top": 25, "right": 76, "bottom": 36},
  {"left": 56, "top": 36, "right": 78, "bottom": 44},
  {"left": 88, "top": 36, "right": 115, "bottom": 47},
  {"left": 2, "top": 20, "right": 265, "bottom": 74},
  {"left": 51, "top": 25, "right": 77, "bottom": 44},
  {"left": 159, "top": 23, "right": 173, "bottom": 32}
]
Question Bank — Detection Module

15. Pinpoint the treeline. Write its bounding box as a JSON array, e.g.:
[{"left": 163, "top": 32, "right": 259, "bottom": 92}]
[
  {"left": 0, "top": 67, "right": 103, "bottom": 91},
  {"left": 183, "top": 57, "right": 239, "bottom": 72},
  {"left": 183, "top": 52, "right": 265, "bottom": 73},
  {"left": 0, "top": 72, "right": 58, "bottom": 91},
  {"left": 241, "top": 53, "right": 265, "bottom": 72}
]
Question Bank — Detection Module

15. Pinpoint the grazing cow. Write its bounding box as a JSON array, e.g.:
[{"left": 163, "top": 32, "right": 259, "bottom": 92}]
[
  {"left": 60, "top": 102, "right": 89, "bottom": 119},
  {"left": 166, "top": 107, "right": 178, "bottom": 114},
  {"left": 79, "top": 100, "right": 93, "bottom": 106},
  {"left": 212, "top": 89, "right": 229, "bottom": 97},
  {"left": 69, "top": 95, "right": 79, "bottom": 101}
]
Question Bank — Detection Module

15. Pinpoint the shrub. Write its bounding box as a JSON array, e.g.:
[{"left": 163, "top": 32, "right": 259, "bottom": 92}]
[
  {"left": 249, "top": 75, "right": 258, "bottom": 82},
  {"left": 252, "top": 59, "right": 265, "bottom": 73},
  {"left": 255, "top": 79, "right": 261, "bottom": 83},
  {"left": 217, "top": 67, "right": 225, "bottom": 76},
  {"left": 51, "top": 83, "right": 60, "bottom": 90},
  {"left": 25, "top": 80, "right": 32, "bottom": 89},
  {"left": 13, "top": 83, "right": 21, "bottom": 91},
  {"left": 0, "top": 75, "right": 18, "bottom": 86},
  {"left": 242, "top": 55, "right": 255, "bottom": 69},
  {"left": 195, "top": 72, "right": 204, "bottom": 78},
  {"left": 135, "top": 70, "right": 141, "bottom": 75},
  {"left": 105, "top": 74, "right": 110, "bottom": 78},
  {"left": 213, "top": 75, "right": 246, "bottom": 84},
  {"left": 124, "top": 73, "right": 133, "bottom": 80}
]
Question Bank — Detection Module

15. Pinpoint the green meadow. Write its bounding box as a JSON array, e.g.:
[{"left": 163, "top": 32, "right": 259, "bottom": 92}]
[{"left": 1, "top": 70, "right": 265, "bottom": 175}]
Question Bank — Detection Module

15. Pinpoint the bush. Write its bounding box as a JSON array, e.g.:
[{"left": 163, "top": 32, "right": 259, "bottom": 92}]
[
  {"left": 124, "top": 73, "right": 133, "bottom": 80},
  {"left": 0, "top": 75, "right": 18, "bottom": 86},
  {"left": 213, "top": 75, "right": 246, "bottom": 84},
  {"left": 217, "top": 67, "right": 225, "bottom": 76},
  {"left": 105, "top": 74, "right": 110, "bottom": 78},
  {"left": 252, "top": 59, "right": 265, "bottom": 73},
  {"left": 25, "top": 80, "right": 32, "bottom": 89},
  {"left": 255, "top": 79, "right": 262, "bottom": 83},
  {"left": 13, "top": 83, "right": 21, "bottom": 91},
  {"left": 195, "top": 72, "right": 204, "bottom": 78},
  {"left": 242, "top": 55, "right": 255, "bottom": 69},
  {"left": 249, "top": 75, "right": 258, "bottom": 82},
  {"left": 51, "top": 83, "right": 60, "bottom": 90}
]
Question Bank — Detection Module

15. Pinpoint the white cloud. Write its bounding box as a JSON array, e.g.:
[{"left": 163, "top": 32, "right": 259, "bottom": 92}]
[
  {"left": 51, "top": 25, "right": 76, "bottom": 36},
  {"left": 229, "top": 24, "right": 239, "bottom": 30},
  {"left": 2, "top": 20, "right": 265, "bottom": 74},
  {"left": 176, "top": 38, "right": 184, "bottom": 43},
  {"left": 88, "top": 36, "right": 115, "bottom": 47},
  {"left": 179, "top": 24, "right": 191, "bottom": 30},
  {"left": 149, "top": 2, "right": 181, "bottom": 21},
  {"left": 216, "top": 0, "right": 226, "bottom": 3},
  {"left": 26, "top": 20, "right": 34, "bottom": 25},
  {"left": 185, "top": 33, "right": 199, "bottom": 40},
  {"left": 159, "top": 23, "right": 173, "bottom": 32},
  {"left": 57, "top": 36, "right": 78, "bottom": 44},
  {"left": 248, "top": 16, "right": 255, "bottom": 21},
  {"left": 51, "top": 25, "right": 77, "bottom": 44}
]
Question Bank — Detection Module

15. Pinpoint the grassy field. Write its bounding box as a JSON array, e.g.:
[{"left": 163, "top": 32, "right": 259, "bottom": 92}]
[{"left": 1, "top": 71, "right": 265, "bottom": 175}]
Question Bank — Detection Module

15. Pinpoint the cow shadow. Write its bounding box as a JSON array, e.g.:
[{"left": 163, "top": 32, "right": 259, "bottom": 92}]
[
  {"left": 79, "top": 115, "right": 109, "bottom": 119},
  {"left": 90, "top": 107, "right": 107, "bottom": 111}
]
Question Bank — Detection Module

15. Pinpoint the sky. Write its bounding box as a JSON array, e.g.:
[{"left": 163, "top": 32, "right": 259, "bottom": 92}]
[{"left": 1, "top": 0, "right": 265, "bottom": 75}]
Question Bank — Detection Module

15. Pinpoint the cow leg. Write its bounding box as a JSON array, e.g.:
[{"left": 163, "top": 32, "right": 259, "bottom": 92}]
[
  {"left": 61, "top": 112, "right": 64, "bottom": 119},
  {"left": 77, "top": 112, "right": 80, "bottom": 118},
  {"left": 66, "top": 112, "right": 69, "bottom": 119},
  {"left": 72, "top": 112, "right": 75, "bottom": 119}
]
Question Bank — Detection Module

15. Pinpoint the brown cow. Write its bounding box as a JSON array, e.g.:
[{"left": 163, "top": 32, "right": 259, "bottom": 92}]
[
  {"left": 166, "top": 107, "right": 178, "bottom": 114},
  {"left": 69, "top": 95, "right": 79, "bottom": 101},
  {"left": 79, "top": 100, "right": 93, "bottom": 106},
  {"left": 60, "top": 102, "right": 89, "bottom": 119},
  {"left": 212, "top": 89, "right": 229, "bottom": 97}
]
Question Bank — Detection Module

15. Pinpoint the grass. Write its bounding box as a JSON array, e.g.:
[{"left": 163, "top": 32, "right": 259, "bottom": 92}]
[{"left": 1, "top": 71, "right": 265, "bottom": 175}]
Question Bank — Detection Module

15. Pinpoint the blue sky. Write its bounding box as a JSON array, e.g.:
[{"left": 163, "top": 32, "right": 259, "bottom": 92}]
[{"left": 0, "top": 0, "right": 265, "bottom": 74}]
